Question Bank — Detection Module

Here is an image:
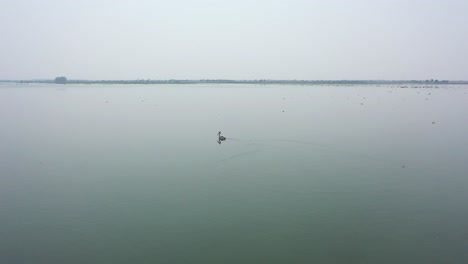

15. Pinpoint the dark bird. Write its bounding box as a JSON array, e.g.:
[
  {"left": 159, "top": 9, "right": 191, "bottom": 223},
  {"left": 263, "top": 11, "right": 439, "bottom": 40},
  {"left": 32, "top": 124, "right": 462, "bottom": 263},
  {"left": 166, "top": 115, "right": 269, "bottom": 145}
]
[{"left": 217, "top": 131, "right": 226, "bottom": 141}]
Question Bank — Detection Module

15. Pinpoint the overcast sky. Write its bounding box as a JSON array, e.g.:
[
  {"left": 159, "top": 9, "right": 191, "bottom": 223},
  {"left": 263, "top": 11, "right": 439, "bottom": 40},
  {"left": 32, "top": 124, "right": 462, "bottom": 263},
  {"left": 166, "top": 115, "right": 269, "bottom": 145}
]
[{"left": 1, "top": 0, "right": 467, "bottom": 80}]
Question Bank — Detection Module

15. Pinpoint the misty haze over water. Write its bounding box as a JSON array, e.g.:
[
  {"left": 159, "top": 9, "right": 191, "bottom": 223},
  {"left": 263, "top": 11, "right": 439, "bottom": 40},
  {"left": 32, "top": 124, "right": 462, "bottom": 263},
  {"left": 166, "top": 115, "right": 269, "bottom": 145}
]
[
  {"left": 1, "top": 83, "right": 467, "bottom": 263},
  {"left": 2, "top": 0, "right": 468, "bottom": 263}
]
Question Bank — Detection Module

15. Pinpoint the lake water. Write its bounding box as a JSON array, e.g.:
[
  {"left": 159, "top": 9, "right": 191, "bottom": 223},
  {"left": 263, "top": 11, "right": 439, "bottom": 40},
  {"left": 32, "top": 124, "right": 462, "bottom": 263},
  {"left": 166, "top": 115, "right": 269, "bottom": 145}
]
[{"left": 1, "top": 83, "right": 467, "bottom": 263}]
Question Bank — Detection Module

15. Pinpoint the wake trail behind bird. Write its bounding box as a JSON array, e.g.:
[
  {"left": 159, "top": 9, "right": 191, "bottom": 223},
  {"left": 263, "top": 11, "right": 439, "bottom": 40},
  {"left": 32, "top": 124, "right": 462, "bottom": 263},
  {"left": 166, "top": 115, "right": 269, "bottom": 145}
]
[{"left": 220, "top": 136, "right": 406, "bottom": 169}]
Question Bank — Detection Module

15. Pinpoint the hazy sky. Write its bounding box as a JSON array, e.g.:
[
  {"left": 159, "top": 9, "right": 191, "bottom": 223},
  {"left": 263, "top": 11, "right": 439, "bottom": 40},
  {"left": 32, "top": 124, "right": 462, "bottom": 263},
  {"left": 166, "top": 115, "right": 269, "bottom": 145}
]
[{"left": 1, "top": 0, "right": 467, "bottom": 80}]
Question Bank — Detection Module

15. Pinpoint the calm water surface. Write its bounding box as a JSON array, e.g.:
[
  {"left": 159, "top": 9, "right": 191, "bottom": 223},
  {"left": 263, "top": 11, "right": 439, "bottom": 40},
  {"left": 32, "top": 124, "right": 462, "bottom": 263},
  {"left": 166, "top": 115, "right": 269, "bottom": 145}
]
[{"left": 1, "top": 83, "right": 467, "bottom": 263}]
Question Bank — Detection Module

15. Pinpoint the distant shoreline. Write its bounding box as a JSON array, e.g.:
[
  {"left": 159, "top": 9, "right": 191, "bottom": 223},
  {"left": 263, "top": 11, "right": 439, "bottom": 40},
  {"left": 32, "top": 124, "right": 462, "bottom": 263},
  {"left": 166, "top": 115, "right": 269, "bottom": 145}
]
[{"left": 1, "top": 79, "right": 468, "bottom": 85}]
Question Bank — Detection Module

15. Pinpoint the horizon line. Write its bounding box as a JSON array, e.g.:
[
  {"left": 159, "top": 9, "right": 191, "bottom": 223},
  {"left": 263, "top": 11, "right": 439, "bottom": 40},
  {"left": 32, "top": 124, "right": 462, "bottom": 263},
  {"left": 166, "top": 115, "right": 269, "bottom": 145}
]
[{"left": 2, "top": 78, "right": 468, "bottom": 82}]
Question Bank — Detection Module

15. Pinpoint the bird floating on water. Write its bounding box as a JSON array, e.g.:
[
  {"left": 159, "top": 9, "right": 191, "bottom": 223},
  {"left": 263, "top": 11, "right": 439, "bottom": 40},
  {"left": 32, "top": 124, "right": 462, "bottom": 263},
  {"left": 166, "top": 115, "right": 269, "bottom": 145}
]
[{"left": 217, "top": 131, "right": 226, "bottom": 141}]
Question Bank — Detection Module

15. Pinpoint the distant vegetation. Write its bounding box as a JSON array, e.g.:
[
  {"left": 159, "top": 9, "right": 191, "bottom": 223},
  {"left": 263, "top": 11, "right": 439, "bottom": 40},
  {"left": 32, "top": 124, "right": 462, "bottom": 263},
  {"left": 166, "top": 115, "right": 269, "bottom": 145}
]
[
  {"left": 54, "top": 76, "right": 67, "bottom": 84},
  {"left": 10, "top": 78, "right": 465, "bottom": 85}
]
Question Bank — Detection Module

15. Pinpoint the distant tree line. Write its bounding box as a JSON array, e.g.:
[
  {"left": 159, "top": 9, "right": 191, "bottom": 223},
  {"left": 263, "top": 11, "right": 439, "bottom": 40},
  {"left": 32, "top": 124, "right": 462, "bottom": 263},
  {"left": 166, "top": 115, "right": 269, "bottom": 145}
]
[
  {"left": 54, "top": 76, "right": 67, "bottom": 84},
  {"left": 12, "top": 78, "right": 462, "bottom": 85},
  {"left": 424, "top": 79, "right": 448, "bottom": 83}
]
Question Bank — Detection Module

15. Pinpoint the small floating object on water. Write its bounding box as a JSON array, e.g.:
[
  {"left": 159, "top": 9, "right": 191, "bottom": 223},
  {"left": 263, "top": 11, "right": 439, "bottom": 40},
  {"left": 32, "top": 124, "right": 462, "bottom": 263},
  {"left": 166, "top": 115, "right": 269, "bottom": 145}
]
[
  {"left": 282, "top": 110, "right": 285, "bottom": 112},
  {"left": 360, "top": 103, "right": 364, "bottom": 105},
  {"left": 106, "top": 101, "right": 108, "bottom": 103},
  {"left": 402, "top": 165, "right": 406, "bottom": 168},
  {"left": 432, "top": 121, "right": 435, "bottom": 124},
  {"left": 428, "top": 92, "right": 431, "bottom": 95}
]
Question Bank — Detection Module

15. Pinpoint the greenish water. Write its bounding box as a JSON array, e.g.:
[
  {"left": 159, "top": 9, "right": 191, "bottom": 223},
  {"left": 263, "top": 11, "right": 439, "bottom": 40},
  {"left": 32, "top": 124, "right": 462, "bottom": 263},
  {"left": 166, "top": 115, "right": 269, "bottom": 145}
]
[{"left": 1, "top": 83, "right": 467, "bottom": 263}]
